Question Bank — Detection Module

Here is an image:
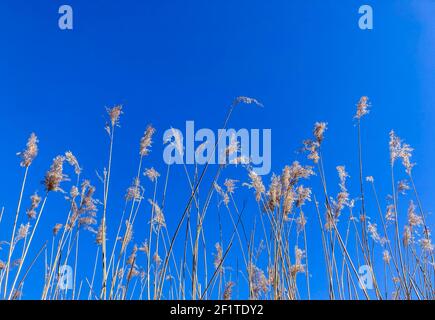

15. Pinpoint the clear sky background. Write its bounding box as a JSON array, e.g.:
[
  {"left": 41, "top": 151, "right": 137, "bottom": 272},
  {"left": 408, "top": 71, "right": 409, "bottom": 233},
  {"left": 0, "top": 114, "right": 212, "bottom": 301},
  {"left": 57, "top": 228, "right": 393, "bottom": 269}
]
[{"left": 0, "top": 0, "right": 434, "bottom": 299}]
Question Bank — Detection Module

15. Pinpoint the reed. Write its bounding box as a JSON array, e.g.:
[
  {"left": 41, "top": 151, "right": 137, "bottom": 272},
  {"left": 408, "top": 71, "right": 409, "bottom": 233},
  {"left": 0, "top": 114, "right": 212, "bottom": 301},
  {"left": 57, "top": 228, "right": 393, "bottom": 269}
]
[{"left": 0, "top": 96, "right": 433, "bottom": 300}]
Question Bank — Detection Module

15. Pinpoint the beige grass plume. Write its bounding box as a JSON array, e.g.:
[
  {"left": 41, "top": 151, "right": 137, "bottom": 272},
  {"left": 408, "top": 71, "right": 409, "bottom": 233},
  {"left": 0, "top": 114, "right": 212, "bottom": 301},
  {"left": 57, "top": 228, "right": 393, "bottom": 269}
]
[
  {"left": 106, "top": 105, "right": 123, "bottom": 127},
  {"left": 44, "top": 155, "right": 67, "bottom": 192},
  {"left": 244, "top": 170, "right": 265, "bottom": 202},
  {"left": 313, "top": 122, "right": 327, "bottom": 144},
  {"left": 389, "top": 130, "right": 414, "bottom": 173},
  {"left": 65, "top": 151, "right": 81, "bottom": 175},
  {"left": 355, "top": 96, "right": 370, "bottom": 119},
  {"left": 144, "top": 167, "right": 160, "bottom": 182},
  {"left": 140, "top": 125, "right": 156, "bottom": 156},
  {"left": 26, "top": 192, "right": 41, "bottom": 219},
  {"left": 149, "top": 199, "right": 165, "bottom": 228},
  {"left": 223, "top": 281, "right": 235, "bottom": 300},
  {"left": 17, "top": 133, "right": 38, "bottom": 167}
]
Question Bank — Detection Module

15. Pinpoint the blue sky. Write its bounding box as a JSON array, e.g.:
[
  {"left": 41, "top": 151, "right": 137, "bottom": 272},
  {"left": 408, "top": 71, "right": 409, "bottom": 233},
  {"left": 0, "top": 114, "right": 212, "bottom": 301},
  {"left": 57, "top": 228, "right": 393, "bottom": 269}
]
[{"left": 0, "top": 0, "right": 434, "bottom": 299}]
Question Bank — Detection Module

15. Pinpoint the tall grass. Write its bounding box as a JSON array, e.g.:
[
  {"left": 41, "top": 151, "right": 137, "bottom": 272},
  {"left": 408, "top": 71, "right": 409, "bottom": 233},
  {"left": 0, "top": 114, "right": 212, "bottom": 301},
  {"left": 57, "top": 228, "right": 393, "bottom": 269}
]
[{"left": 0, "top": 96, "right": 433, "bottom": 300}]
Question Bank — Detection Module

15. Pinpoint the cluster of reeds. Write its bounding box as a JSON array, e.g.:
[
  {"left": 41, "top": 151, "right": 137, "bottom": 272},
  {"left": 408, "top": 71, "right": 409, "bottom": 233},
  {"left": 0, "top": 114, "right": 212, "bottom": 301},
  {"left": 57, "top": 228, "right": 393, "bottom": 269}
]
[{"left": 0, "top": 96, "right": 433, "bottom": 300}]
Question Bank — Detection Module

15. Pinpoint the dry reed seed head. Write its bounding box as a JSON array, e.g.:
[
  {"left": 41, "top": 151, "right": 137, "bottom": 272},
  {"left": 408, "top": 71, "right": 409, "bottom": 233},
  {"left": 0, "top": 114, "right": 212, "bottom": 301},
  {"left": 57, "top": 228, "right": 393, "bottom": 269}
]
[
  {"left": 121, "top": 220, "right": 133, "bottom": 254},
  {"left": 127, "top": 266, "right": 140, "bottom": 281},
  {"left": 213, "top": 242, "right": 224, "bottom": 271},
  {"left": 385, "top": 204, "right": 396, "bottom": 222},
  {"left": 290, "top": 246, "right": 306, "bottom": 277},
  {"left": 232, "top": 96, "right": 264, "bottom": 108},
  {"left": 44, "top": 155, "right": 67, "bottom": 192},
  {"left": 382, "top": 250, "right": 391, "bottom": 264},
  {"left": 15, "top": 223, "right": 31, "bottom": 244},
  {"left": 355, "top": 96, "right": 370, "bottom": 119},
  {"left": 0, "top": 260, "right": 5, "bottom": 271},
  {"left": 266, "top": 175, "right": 282, "bottom": 211},
  {"left": 140, "top": 125, "right": 156, "bottom": 156},
  {"left": 389, "top": 130, "right": 401, "bottom": 164},
  {"left": 332, "top": 190, "right": 349, "bottom": 218},
  {"left": 295, "top": 185, "right": 312, "bottom": 208},
  {"left": 223, "top": 281, "right": 235, "bottom": 300},
  {"left": 52, "top": 223, "right": 63, "bottom": 236},
  {"left": 68, "top": 206, "right": 80, "bottom": 230},
  {"left": 296, "top": 211, "right": 307, "bottom": 232},
  {"left": 17, "top": 133, "right": 39, "bottom": 167},
  {"left": 125, "top": 177, "right": 143, "bottom": 202},
  {"left": 148, "top": 199, "right": 166, "bottom": 228},
  {"left": 302, "top": 139, "right": 320, "bottom": 163},
  {"left": 106, "top": 105, "right": 123, "bottom": 127},
  {"left": 224, "top": 135, "right": 240, "bottom": 159},
  {"left": 230, "top": 155, "right": 251, "bottom": 166},
  {"left": 248, "top": 263, "right": 269, "bottom": 299},
  {"left": 80, "top": 183, "right": 98, "bottom": 214},
  {"left": 282, "top": 162, "right": 315, "bottom": 190},
  {"left": 366, "top": 176, "right": 374, "bottom": 183},
  {"left": 27, "top": 192, "right": 41, "bottom": 219},
  {"left": 153, "top": 252, "right": 162, "bottom": 266},
  {"left": 139, "top": 240, "right": 149, "bottom": 254},
  {"left": 389, "top": 130, "right": 415, "bottom": 173},
  {"left": 224, "top": 179, "right": 238, "bottom": 194},
  {"left": 117, "top": 268, "right": 124, "bottom": 279},
  {"left": 336, "top": 165, "right": 349, "bottom": 192},
  {"left": 65, "top": 151, "right": 81, "bottom": 175},
  {"left": 403, "top": 225, "right": 412, "bottom": 247},
  {"left": 144, "top": 167, "right": 160, "bottom": 182},
  {"left": 281, "top": 166, "right": 291, "bottom": 192},
  {"left": 213, "top": 182, "right": 229, "bottom": 206},
  {"left": 245, "top": 170, "right": 265, "bottom": 202},
  {"left": 407, "top": 201, "right": 423, "bottom": 228},
  {"left": 96, "top": 221, "right": 105, "bottom": 245},
  {"left": 12, "top": 259, "right": 22, "bottom": 267},
  {"left": 397, "top": 180, "right": 410, "bottom": 195},
  {"left": 313, "top": 122, "right": 327, "bottom": 144},
  {"left": 367, "top": 222, "right": 383, "bottom": 244},
  {"left": 70, "top": 185, "right": 79, "bottom": 199},
  {"left": 420, "top": 238, "right": 434, "bottom": 253},
  {"left": 283, "top": 187, "right": 296, "bottom": 217},
  {"left": 78, "top": 217, "right": 97, "bottom": 230},
  {"left": 126, "top": 244, "right": 138, "bottom": 266}
]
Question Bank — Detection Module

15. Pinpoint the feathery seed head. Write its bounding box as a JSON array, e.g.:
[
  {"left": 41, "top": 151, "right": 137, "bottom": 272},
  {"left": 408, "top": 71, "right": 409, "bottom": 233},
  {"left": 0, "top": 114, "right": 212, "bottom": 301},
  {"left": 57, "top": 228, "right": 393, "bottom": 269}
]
[
  {"left": 53, "top": 223, "right": 63, "bottom": 236},
  {"left": 313, "top": 122, "right": 327, "bottom": 144},
  {"left": 44, "top": 155, "right": 67, "bottom": 192},
  {"left": 106, "top": 105, "right": 123, "bottom": 127},
  {"left": 140, "top": 125, "right": 156, "bottom": 156},
  {"left": 224, "top": 179, "right": 238, "bottom": 194},
  {"left": 355, "top": 96, "right": 370, "bottom": 119},
  {"left": 17, "top": 133, "right": 38, "bottom": 167},
  {"left": 65, "top": 151, "right": 81, "bottom": 175},
  {"left": 144, "top": 167, "right": 160, "bottom": 182},
  {"left": 232, "top": 96, "right": 263, "bottom": 108},
  {"left": 382, "top": 250, "right": 391, "bottom": 264},
  {"left": 27, "top": 192, "right": 41, "bottom": 219},
  {"left": 223, "top": 281, "right": 235, "bottom": 300},
  {"left": 407, "top": 201, "right": 423, "bottom": 227}
]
